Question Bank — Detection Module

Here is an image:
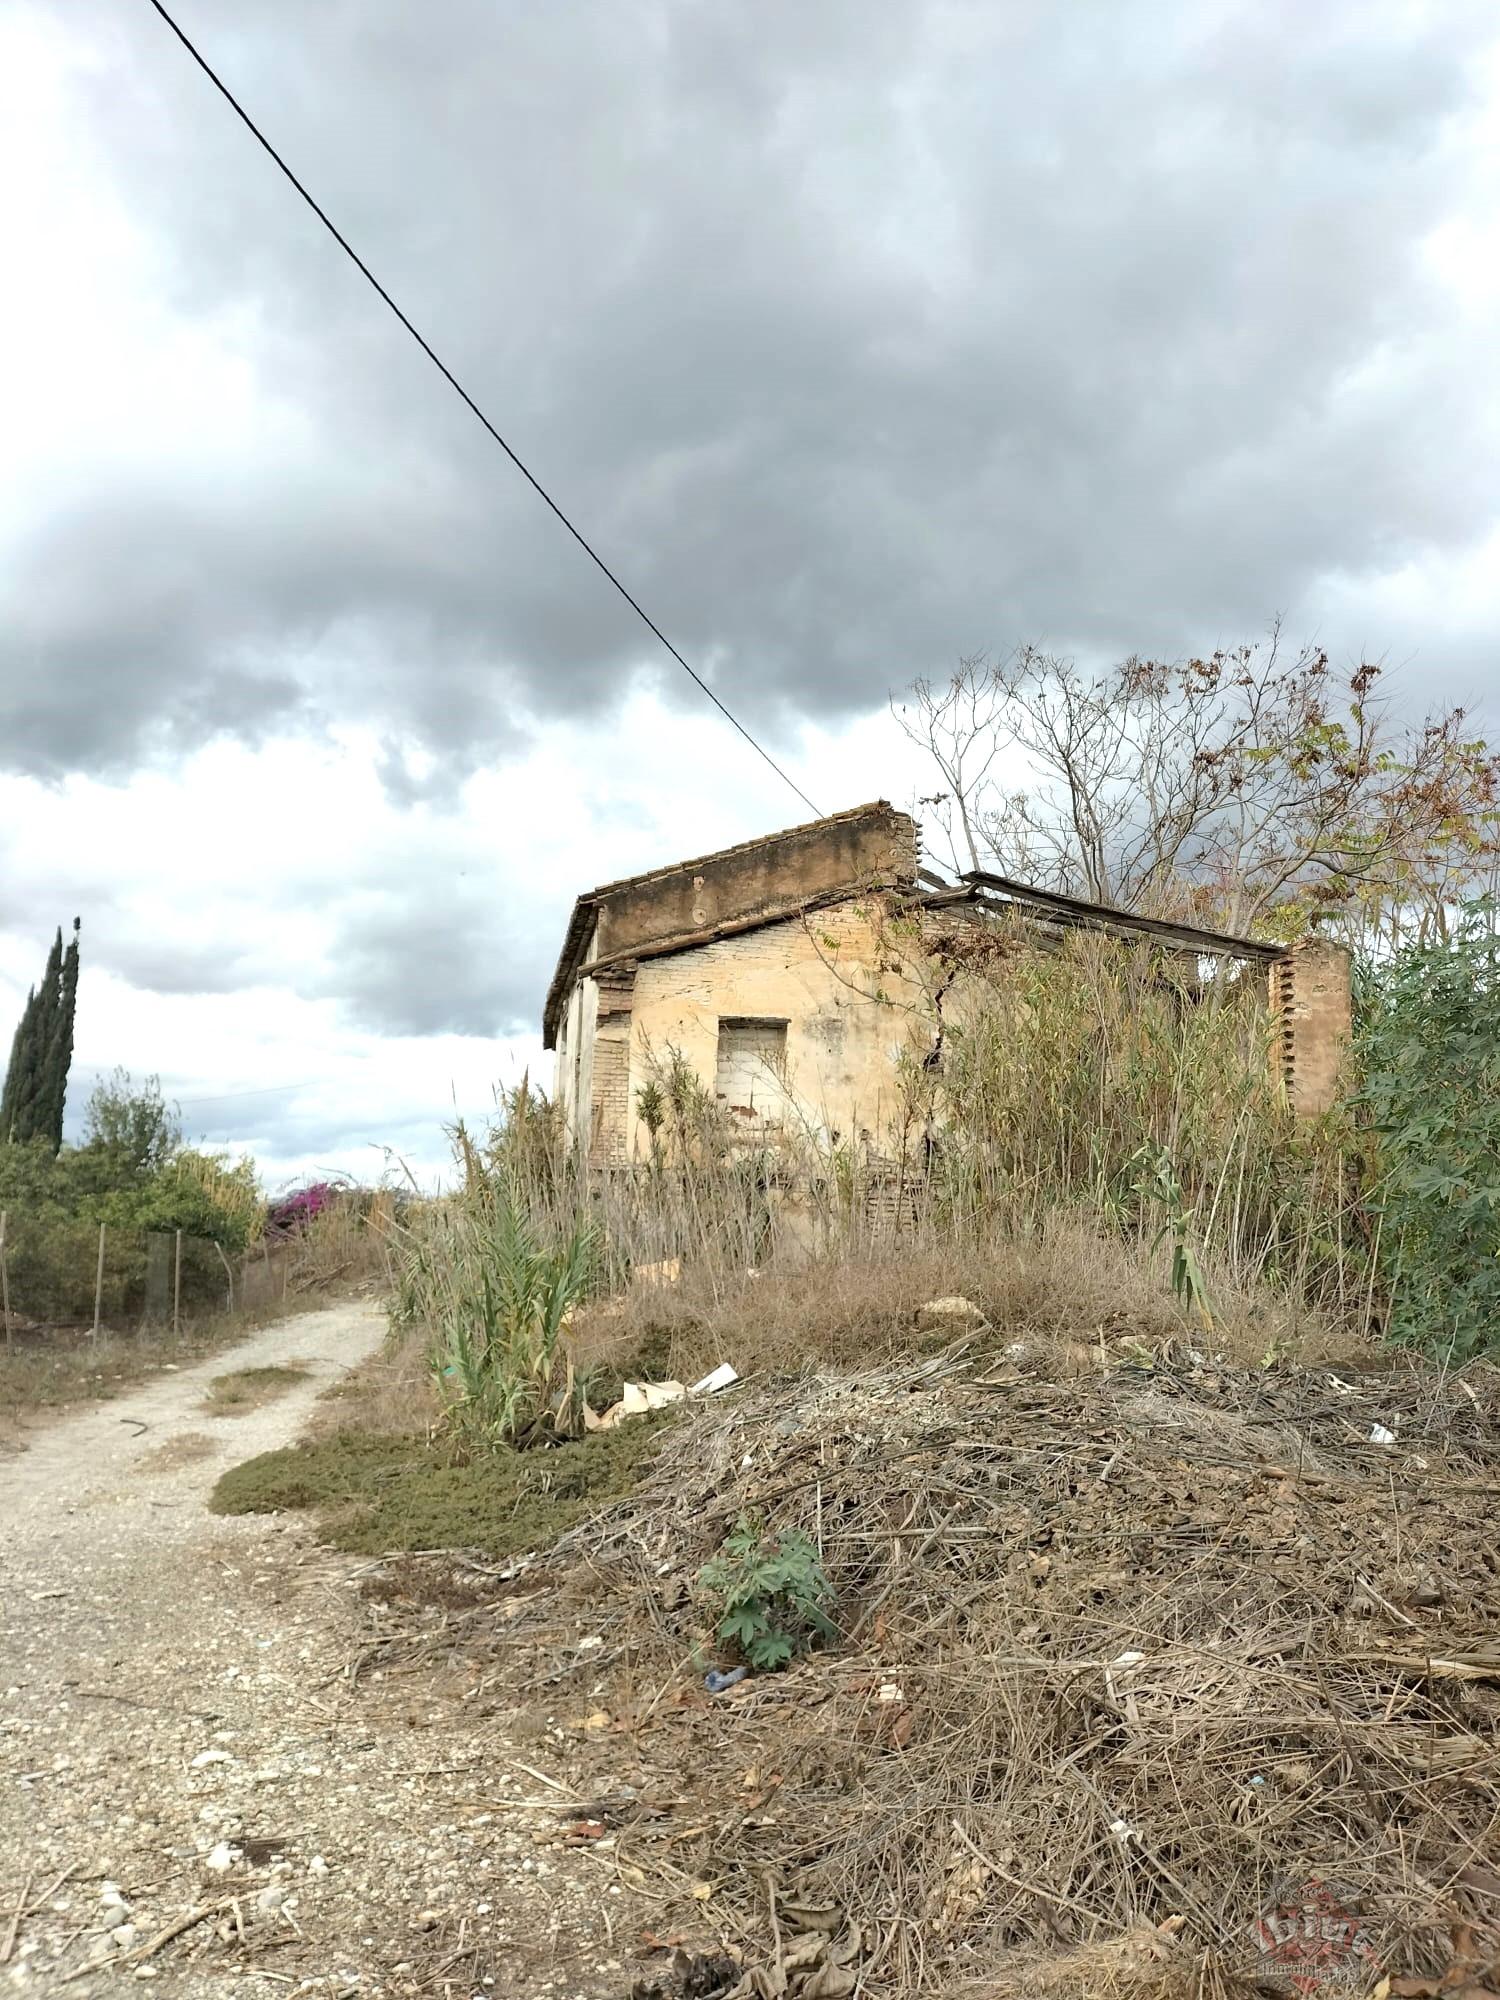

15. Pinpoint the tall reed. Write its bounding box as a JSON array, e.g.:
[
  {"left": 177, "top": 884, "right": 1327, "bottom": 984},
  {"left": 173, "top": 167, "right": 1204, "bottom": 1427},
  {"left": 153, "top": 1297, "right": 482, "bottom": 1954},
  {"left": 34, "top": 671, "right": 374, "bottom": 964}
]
[{"left": 399, "top": 932, "right": 1370, "bottom": 1356}]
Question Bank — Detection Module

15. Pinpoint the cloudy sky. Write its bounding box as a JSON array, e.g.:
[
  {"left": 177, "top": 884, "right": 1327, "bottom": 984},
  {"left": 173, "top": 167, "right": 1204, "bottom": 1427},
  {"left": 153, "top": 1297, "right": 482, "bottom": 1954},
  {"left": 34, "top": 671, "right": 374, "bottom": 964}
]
[{"left": 2, "top": 0, "right": 1497, "bottom": 1188}]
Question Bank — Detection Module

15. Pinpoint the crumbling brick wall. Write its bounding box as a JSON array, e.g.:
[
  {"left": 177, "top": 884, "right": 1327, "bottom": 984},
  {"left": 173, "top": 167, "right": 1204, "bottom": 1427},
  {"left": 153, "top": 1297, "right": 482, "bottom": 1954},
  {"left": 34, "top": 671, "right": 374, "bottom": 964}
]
[
  {"left": 588, "top": 968, "right": 636, "bottom": 1167},
  {"left": 1271, "top": 939, "right": 1352, "bottom": 1115}
]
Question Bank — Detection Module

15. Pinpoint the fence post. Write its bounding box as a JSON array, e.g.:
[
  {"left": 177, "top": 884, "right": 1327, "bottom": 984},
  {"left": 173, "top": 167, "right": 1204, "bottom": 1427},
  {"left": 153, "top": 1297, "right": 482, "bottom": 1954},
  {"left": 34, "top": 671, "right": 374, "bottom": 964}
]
[
  {"left": 92, "top": 1222, "right": 106, "bottom": 1337},
  {"left": 0, "top": 1210, "right": 10, "bottom": 1355},
  {"left": 214, "top": 1240, "right": 235, "bottom": 1314},
  {"left": 173, "top": 1228, "right": 183, "bottom": 1338}
]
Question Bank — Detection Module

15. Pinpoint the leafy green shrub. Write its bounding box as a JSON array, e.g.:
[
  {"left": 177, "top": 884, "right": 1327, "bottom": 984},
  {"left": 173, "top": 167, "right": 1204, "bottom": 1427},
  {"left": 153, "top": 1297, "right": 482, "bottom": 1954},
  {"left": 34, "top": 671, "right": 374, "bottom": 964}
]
[
  {"left": 1355, "top": 907, "right": 1500, "bottom": 1359},
  {"left": 142, "top": 1150, "right": 264, "bottom": 1253},
  {"left": 699, "top": 1514, "right": 837, "bottom": 1670},
  {"left": 82, "top": 1068, "right": 180, "bottom": 1176},
  {"left": 0, "top": 1073, "right": 263, "bottom": 1320}
]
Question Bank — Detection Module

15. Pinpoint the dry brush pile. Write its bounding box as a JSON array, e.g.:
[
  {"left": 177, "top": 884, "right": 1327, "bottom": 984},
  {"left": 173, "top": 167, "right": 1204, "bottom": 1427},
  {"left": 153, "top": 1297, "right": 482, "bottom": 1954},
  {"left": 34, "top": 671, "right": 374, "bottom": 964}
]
[{"left": 366, "top": 1344, "right": 1500, "bottom": 2000}]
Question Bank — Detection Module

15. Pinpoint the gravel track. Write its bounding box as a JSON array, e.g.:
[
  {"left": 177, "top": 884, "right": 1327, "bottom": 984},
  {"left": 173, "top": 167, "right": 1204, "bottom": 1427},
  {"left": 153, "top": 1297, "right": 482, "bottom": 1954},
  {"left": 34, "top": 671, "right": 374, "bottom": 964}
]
[{"left": 0, "top": 1301, "right": 621, "bottom": 1999}]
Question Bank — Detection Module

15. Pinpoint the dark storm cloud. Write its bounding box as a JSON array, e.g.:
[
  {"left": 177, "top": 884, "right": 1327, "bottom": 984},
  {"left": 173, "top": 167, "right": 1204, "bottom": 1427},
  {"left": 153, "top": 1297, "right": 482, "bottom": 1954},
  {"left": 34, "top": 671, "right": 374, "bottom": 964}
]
[{"left": 3, "top": 0, "right": 1497, "bottom": 785}]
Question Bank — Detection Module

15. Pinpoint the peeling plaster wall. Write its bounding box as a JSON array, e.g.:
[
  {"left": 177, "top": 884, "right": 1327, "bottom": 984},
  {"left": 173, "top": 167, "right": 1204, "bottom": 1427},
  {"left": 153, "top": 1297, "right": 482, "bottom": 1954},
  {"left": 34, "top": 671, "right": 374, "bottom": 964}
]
[{"left": 625, "top": 900, "right": 916, "bottom": 1159}]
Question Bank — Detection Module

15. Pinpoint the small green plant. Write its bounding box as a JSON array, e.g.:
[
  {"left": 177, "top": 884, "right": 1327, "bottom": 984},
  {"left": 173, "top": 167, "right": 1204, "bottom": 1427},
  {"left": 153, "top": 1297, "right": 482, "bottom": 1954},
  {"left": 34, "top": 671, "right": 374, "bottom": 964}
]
[
  {"left": 1127, "top": 1143, "right": 1216, "bottom": 1330},
  {"left": 699, "top": 1514, "right": 837, "bottom": 1670},
  {"left": 635, "top": 1079, "right": 666, "bottom": 1164}
]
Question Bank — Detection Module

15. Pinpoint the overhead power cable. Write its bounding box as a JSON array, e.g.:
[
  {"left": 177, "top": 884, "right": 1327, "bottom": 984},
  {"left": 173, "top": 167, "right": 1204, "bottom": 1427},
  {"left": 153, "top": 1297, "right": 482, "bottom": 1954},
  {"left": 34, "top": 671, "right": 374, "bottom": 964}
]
[
  {"left": 143, "top": 0, "right": 823, "bottom": 821},
  {"left": 172, "top": 1080, "right": 316, "bottom": 1106}
]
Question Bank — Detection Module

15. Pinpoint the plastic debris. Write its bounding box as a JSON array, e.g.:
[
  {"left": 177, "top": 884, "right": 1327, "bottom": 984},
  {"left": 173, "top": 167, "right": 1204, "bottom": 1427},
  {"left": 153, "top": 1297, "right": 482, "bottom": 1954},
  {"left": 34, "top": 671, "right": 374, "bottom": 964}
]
[
  {"left": 1369, "top": 1422, "right": 1397, "bottom": 1446},
  {"left": 915, "top": 1296, "right": 986, "bottom": 1333},
  {"left": 588, "top": 1361, "right": 739, "bottom": 1430},
  {"left": 705, "top": 1666, "right": 749, "bottom": 1695},
  {"left": 621, "top": 1380, "right": 688, "bottom": 1416},
  {"left": 690, "top": 1362, "right": 740, "bottom": 1396},
  {"left": 586, "top": 1380, "right": 686, "bottom": 1431}
]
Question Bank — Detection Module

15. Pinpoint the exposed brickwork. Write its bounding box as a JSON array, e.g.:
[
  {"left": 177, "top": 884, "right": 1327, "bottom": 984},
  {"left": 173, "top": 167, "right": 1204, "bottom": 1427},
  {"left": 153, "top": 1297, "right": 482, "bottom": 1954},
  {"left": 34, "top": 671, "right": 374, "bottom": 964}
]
[
  {"left": 1271, "top": 939, "right": 1352, "bottom": 1115},
  {"left": 861, "top": 1160, "right": 922, "bottom": 1236},
  {"left": 588, "top": 968, "right": 636, "bottom": 1167}
]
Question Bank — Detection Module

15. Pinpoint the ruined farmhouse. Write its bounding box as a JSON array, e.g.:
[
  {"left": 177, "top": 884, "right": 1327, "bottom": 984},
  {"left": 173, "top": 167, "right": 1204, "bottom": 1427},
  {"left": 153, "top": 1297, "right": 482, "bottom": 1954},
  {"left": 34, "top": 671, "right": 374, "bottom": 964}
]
[{"left": 544, "top": 802, "right": 1351, "bottom": 1169}]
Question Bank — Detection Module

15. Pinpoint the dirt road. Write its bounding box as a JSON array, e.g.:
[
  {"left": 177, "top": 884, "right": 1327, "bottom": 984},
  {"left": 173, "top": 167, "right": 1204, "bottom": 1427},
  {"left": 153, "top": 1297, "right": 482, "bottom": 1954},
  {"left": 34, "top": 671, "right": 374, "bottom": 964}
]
[{"left": 0, "top": 1302, "right": 619, "bottom": 1998}]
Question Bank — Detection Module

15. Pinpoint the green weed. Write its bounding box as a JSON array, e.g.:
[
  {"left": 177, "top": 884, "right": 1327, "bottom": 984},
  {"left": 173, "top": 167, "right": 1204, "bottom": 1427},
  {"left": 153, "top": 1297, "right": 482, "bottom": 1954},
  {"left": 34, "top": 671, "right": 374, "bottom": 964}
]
[
  {"left": 699, "top": 1514, "right": 837, "bottom": 1671},
  {"left": 1355, "top": 905, "right": 1500, "bottom": 1358}
]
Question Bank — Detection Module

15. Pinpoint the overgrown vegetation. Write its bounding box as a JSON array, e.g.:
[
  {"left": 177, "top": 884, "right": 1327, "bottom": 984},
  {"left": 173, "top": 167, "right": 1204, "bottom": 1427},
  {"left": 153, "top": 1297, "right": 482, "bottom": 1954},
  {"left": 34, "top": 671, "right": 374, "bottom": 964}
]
[
  {"left": 899, "top": 926, "right": 1361, "bottom": 1318},
  {"left": 362, "top": 642, "right": 1500, "bottom": 1504},
  {"left": 403, "top": 1136, "right": 596, "bottom": 1447},
  {"left": 391, "top": 922, "right": 1493, "bottom": 1379},
  {"left": 700, "top": 1514, "right": 837, "bottom": 1670},
  {"left": 432, "top": 934, "right": 1361, "bottom": 1366},
  {"left": 1355, "top": 905, "right": 1500, "bottom": 1359},
  {"left": 210, "top": 1415, "right": 668, "bottom": 1557}
]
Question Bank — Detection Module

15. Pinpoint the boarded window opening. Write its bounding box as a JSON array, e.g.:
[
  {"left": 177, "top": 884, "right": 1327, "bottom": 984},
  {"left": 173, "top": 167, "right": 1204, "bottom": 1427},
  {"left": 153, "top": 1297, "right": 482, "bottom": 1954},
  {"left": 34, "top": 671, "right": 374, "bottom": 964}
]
[{"left": 715, "top": 1018, "right": 789, "bottom": 1126}]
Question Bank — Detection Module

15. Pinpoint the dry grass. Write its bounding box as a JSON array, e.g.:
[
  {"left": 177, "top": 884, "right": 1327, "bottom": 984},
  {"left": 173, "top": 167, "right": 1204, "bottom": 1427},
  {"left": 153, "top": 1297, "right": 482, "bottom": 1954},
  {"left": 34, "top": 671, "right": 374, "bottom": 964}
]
[
  {"left": 202, "top": 1361, "right": 309, "bottom": 1416},
  {"left": 979, "top": 1927, "right": 1264, "bottom": 2000},
  {"left": 308, "top": 1324, "right": 437, "bottom": 1439},
  {"left": 566, "top": 1215, "right": 1376, "bottom": 1397},
  {"left": 135, "top": 1431, "right": 216, "bottom": 1472},
  {"left": 361, "top": 1347, "right": 1500, "bottom": 1997},
  {"left": 280, "top": 1196, "right": 400, "bottom": 1299},
  {"left": 0, "top": 1314, "right": 266, "bottom": 1448}
]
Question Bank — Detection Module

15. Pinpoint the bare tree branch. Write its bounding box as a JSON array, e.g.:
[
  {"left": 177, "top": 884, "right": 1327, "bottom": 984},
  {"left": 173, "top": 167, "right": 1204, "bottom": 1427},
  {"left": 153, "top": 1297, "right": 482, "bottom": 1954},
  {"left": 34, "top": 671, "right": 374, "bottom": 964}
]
[{"left": 900, "top": 640, "right": 1500, "bottom": 943}]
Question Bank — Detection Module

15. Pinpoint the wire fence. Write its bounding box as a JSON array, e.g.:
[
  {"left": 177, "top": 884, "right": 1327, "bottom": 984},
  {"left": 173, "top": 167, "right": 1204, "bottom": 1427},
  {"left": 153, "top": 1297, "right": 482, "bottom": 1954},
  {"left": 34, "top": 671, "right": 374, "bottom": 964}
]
[{"left": 0, "top": 1211, "right": 295, "bottom": 1349}]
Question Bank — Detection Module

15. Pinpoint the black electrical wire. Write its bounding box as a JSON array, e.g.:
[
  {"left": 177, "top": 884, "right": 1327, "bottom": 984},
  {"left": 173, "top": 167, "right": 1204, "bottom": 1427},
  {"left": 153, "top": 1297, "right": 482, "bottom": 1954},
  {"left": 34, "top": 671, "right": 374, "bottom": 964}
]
[{"left": 143, "top": 0, "right": 823, "bottom": 820}]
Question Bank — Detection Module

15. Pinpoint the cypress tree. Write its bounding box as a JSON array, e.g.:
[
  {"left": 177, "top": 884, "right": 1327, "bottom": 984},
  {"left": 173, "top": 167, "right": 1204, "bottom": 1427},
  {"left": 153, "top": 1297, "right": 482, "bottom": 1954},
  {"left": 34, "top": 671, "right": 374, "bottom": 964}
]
[
  {"left": 1, "top": 987, "right": 41, "bottom": 1142},
  {"left": 1, "top": 921, "right": 81, "bottom": 1149},
  {"left": 47, "top": 919, "right": 82, "bottom": 1149}
]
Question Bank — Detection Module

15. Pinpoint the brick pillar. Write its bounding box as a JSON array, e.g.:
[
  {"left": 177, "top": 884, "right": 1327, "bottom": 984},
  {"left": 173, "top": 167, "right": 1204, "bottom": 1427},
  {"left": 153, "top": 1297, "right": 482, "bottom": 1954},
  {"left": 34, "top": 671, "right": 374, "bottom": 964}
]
[
  {"left": 589, "top": 967, "right": 636, "bottom": 1168},
  {"left": 1270, "top": 938, "right": 1352, "bottom": 1115}
]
